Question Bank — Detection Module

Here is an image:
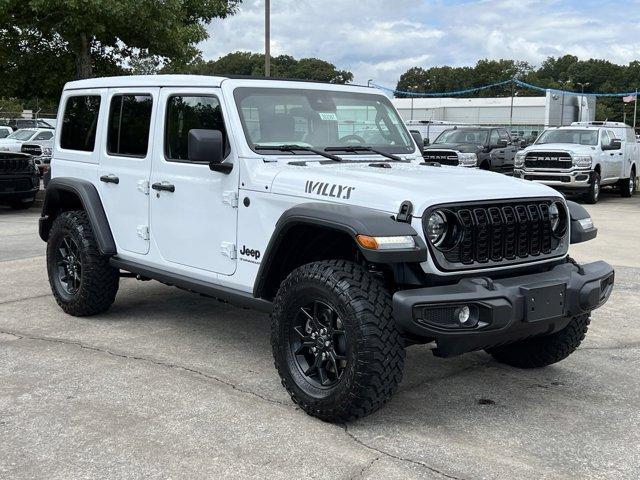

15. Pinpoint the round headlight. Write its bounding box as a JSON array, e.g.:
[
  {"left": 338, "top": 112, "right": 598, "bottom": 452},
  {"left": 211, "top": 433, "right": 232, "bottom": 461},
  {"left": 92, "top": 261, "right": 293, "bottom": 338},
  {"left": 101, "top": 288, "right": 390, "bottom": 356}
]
[
  {"left": 426, "top": 211, "right": 447, "bottom": 246},
  {"left": 549, "top": 202, "right": 567, "bottom": 235}
]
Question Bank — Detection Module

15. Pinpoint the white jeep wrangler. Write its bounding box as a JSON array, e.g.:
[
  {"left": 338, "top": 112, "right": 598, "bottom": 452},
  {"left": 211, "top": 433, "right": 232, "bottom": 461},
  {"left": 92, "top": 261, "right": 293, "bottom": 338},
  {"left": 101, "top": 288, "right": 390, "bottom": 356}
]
[{"left": 40, "top": 75, "right": 614, "bottom": 421}]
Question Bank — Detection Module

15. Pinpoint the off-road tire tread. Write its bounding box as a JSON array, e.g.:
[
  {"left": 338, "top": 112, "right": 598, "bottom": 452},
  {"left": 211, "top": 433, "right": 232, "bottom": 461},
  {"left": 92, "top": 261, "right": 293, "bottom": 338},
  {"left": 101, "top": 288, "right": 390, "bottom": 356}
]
[
  {"left": 47, "top": 210, "right": 119, "bottom": 316},
  {"left": 487, "top": 314, "right": 590, "bottom": 368},
  {"left": 271, "top": 260, "right": 405, "bottom": 422}
]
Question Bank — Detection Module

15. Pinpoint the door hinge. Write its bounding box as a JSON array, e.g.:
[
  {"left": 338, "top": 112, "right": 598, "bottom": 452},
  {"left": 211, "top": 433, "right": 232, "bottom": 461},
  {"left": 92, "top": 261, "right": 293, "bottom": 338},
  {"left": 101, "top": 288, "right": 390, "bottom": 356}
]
[
  {"left": 137, "top": 180, "right": 150, "bottom": 195},
  {"left": 222, "top": 191, "right": 239, "bottom": 208},
  {"left": 137, "top": 225, "right": 150, "bottom": 240},
  {"left": 220, "top": 242, "right": 237, "bottom": 259}
]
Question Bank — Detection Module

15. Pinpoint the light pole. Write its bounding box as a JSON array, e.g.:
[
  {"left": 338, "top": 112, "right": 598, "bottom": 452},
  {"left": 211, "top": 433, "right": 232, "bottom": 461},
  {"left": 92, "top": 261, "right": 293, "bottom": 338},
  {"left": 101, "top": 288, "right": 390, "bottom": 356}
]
[
  {"left": 576, "top": 82, "right": 590, "bottom": 121},
  {"left": 559, "top": 80, "right": 572, "bottom": 126},
  {"left": 509, "top": 81, "right": 518, "bottom": 129},
  {"left": 265, "top": 0, "right": 270, "bottom": 77},
  {"left": 410, "top": 85, "right": 419, "bottom": 121}
]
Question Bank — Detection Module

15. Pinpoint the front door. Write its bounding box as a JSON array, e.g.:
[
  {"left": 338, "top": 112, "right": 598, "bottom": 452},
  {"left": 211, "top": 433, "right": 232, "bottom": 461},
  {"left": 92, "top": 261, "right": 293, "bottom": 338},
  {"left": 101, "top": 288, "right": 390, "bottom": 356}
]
[
  {"left": 149, "top": 88, "right": 239, "bottom": 275},
  {"left": 98, "top": 88, "right": 158, "bottom": 254}
]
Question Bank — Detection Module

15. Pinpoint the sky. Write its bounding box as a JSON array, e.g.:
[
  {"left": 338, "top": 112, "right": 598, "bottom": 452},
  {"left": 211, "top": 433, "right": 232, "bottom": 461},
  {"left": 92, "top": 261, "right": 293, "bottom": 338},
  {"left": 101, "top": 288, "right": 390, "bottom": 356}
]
[{"left": 200, "top": 0, "right": 640, "bottom": 87}]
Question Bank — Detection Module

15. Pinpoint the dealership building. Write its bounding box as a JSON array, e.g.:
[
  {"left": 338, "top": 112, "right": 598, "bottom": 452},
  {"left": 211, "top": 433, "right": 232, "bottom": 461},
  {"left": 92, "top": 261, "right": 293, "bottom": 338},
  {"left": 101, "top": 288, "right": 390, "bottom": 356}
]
[{"left": 392, "top": 91, "right": 597, "bottom": 140}]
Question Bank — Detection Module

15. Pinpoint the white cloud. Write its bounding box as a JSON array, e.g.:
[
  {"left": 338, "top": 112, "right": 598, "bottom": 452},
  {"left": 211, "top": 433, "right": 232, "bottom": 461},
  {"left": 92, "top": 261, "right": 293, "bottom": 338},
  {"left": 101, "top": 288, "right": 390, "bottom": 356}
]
[{"left": 200, "top": 0, "right": 640, "bottom": 87}]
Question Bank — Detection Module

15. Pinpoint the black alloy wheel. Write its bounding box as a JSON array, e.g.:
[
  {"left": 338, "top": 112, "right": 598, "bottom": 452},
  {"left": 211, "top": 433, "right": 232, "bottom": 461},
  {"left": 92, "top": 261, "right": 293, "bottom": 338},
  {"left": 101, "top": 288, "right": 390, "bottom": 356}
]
[
  {"left": 290, "top": 300, "right": 348, "bottom": 388},
  {"left": 55, "top": 234, "right": 83, "bottom": 296}
]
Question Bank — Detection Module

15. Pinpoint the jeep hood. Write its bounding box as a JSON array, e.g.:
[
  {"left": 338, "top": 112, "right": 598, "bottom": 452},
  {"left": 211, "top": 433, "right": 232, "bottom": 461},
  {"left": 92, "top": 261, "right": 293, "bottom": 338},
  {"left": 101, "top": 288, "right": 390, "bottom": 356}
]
[
  {"left": 270, "top": 160, "right": 558, "bottom": 217},
  {"left": 425, "top": 143, "right": 482, "bottom": 153}
]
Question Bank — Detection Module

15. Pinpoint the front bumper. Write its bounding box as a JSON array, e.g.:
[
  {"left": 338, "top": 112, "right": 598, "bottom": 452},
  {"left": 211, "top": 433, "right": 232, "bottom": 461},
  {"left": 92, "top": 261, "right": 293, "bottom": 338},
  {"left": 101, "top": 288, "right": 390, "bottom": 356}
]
[
  {"left": 393, "top": 260, "right": 614, "bottom": 357},
  {"left": 0, "top": 174, "right": 40, "bottom": 200},
  {"left": 514, "top": 168, "right": 593, "bottom": 190}
]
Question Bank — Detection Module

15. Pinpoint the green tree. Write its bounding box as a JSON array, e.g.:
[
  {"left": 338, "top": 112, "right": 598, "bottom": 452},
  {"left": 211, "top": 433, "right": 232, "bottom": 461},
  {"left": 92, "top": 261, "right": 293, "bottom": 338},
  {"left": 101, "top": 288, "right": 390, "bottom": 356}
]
[
  {"left": 0, "top": 0, "right": 241, "bottom": 79},
  {"left": 180, "top": 51, "right": 353, "bottom": 84}
]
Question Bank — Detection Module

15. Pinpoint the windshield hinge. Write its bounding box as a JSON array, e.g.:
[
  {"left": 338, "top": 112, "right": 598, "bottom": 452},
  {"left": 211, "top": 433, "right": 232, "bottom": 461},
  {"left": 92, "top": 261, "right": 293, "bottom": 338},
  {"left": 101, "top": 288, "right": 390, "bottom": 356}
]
[
  {"left": 222, "top": 191, "right": 239, "bottom": 208},
  {"left": 396, "top": 201, "right": 413, "bottom": 223},
  {"left": 137, "top": 225, "right": 150, "bottom": 240}
]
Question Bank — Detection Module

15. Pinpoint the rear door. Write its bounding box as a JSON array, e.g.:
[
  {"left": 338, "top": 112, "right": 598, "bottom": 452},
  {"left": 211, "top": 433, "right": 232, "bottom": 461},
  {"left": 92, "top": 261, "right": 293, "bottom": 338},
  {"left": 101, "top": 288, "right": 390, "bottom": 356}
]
[
  {"left": 98, "top": 88, "right": 158, "bottom": 255},
  {"left": 605, "top": 129, "right": 624, "bottom": 180}
]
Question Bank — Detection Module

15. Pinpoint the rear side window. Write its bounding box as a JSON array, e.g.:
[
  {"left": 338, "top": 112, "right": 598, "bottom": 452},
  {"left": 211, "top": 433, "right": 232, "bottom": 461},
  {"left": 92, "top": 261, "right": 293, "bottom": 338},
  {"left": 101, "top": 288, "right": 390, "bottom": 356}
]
[
  {"left": 34, "top": 131, "right": 53, "bottom": 141},
  {"left": 61, "top": 96, "right": 101, "bottom": 151},
  {"left": 107, "top": 94, "right": 153, "bottom": 157},
  {"left": 165, "top": 95, "right": 228, "bottom": 161}
]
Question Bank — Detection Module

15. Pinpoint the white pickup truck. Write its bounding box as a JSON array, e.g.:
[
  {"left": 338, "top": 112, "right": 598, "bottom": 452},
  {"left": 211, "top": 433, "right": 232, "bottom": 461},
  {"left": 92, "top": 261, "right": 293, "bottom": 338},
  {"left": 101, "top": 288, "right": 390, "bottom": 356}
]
[{"left": 514, "top": 122, "right": 638, "bottom": 203}]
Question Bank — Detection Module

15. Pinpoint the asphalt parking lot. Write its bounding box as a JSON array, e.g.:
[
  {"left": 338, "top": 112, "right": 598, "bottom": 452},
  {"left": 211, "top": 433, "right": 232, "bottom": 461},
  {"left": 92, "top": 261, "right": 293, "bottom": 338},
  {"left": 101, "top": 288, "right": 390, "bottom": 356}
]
[{"left": 1, "top": 191, "right": 639, "bottom": 480}]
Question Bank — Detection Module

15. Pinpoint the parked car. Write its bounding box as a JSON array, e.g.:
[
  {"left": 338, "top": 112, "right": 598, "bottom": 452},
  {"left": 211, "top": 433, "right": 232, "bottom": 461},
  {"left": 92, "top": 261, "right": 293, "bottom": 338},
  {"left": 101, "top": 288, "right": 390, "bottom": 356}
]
[
  {"left": 21, "top": 132, "right": 54, "bottom": 173},
  {"left": 0, "top": 128, "right": 55, "bottom": 153},
  {"left": 514, "top": 122, "right": 638, "bottom": 203},
  {"left": 0, "top": 126, "right": 12, "bottom": 138},
  {"left": 423, "top": 126, "right": 519, "bottom": 172},
  {"left": 0, "top": 151, "right": 40, "bottom": 209},
  {"left": 7, "top": 118, "right": 56, "bottom": 130},
  {"left": 40, "top": 75, "right": 613, "bottom": 422}
]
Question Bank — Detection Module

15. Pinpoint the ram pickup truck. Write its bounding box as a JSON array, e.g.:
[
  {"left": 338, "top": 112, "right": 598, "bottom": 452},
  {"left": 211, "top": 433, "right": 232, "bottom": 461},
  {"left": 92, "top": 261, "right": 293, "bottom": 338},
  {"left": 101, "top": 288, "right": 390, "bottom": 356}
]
[
  {"left": 0, "top": 151, "right": 40, "bottom": 209},
  {"left": 39, "top": 75, "right": 614, "bottom": 421},
  {"left": 423, "top": 126, "right": 518, "bottom": 173},
  {"left": 514, "top": 122, "right": 638, "bottom": 203}
]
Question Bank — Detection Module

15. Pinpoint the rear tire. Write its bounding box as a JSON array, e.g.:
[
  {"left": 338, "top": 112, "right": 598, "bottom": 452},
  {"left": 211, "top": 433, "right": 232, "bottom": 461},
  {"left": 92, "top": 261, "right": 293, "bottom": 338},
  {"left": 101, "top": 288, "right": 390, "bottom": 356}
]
[
  {"left": 584, "top": 172, "right": 600, "bottom": 204},
  {"left": 486, "top": 314, "right": 590, "bottom": 368},
  {"left": 271, "top": 260, "right": 405, "bottom": 422},
  {"left": 620, "top": 168, "right": 636, "bottom": 197},
  {"left": 46, "top": 210, "right": 119, "bottom": 316}
]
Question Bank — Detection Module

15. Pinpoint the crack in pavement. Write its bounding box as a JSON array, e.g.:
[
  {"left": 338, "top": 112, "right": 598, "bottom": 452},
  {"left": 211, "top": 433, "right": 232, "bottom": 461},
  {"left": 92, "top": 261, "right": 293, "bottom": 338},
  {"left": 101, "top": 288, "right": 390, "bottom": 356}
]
[
  {"left": 0, "top": 328, "right": 292, "bottom": 408},
  {"left": 342, "top": 425, "right": 465, "bottom": 480},
  {"left": 0, "top": 293, "right": 52, "bottom": 306},
  {"left": 351, "top": 456, "right": 380, "bottom": 479}
]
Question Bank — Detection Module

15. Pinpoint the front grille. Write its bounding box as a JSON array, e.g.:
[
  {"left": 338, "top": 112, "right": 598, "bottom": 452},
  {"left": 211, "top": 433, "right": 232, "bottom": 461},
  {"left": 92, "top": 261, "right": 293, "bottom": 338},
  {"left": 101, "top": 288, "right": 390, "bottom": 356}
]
[
  {"left": 0, "top": 158, "right": 32, "bottom": 174},
  {"left": 525, "top": 151, "right": 572, "bottom": 169},
  {"left": 21, "top": 144, "right": 43, "bottom": 156},
  {"left": 525, "top": 175, "right": 571, "bottom": 182},
  {"left": 426, "top": 199, "right": 564, "bottom": 271},
  {"left": 423, "top": 150, "right": 459, "bottom": 166},
  {"left": 0, "top": 178, "right": 32, "bottom": 193}
]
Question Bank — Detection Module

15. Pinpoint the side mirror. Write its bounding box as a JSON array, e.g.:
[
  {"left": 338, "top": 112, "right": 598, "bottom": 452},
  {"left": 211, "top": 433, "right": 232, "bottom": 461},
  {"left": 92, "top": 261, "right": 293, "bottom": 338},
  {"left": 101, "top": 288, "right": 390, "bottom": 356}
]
[
  {"left": 188, "top": 129, "right": 231, "bottom": 173},
  {"left": 606, "top": 138, "right": 622, "bottom": 150},
  {"left": 409, "top": 130, "right": 424, "bottom": 153},
  {"left": 496, "top": 139, "right": 509, "bottom": 148},
  {"left": 423, "top": 138, "right": 430, "bottom": 146}
]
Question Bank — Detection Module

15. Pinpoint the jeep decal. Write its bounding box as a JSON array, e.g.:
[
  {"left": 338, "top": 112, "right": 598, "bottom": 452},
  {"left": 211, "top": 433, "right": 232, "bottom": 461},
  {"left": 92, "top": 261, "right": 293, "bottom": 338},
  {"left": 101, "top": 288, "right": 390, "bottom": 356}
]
[{"left": 304, "top": 180, "right": 356, "bottom": 199}]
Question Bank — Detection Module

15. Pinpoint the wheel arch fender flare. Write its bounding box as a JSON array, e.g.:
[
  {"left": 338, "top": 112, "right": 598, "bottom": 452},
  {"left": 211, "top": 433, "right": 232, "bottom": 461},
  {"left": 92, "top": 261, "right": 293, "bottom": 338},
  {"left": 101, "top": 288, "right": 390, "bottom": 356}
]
[
  {"left": 253, "top": 202, "right": 428, "bottom": 298},
  {"left": 39, "top": 177, "right": 117, "bottom": 256}
]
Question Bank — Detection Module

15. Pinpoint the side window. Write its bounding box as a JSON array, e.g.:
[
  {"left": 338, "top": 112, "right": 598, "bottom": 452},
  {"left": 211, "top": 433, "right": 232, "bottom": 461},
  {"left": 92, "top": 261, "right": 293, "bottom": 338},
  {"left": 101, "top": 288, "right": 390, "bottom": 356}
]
[
  {"left": 107, "top": 94, "right": 153, "bottom": 157},
  {"left": 60, "top": 95, "right": 101, "bottom": 151},
  {"left": 627, "top": 128, "right": 637, "bottom": 142},
  {"left": 489, "top": 129, "right": 500, "bottom": 146},
  {"left": 0, "top": 129, "right": 9, "bottom": 139},
  {"left": 600, "top": 130, "right": 610, "bottom": 146},
  {"left": 165, "top": 95, "right": 228, "bottom": 161},
  {"left": 498, "top": 129, "right": 510, "bottom": 141},
  {"left": 34, "top": 131, "right": 53, "bottom": 141}
]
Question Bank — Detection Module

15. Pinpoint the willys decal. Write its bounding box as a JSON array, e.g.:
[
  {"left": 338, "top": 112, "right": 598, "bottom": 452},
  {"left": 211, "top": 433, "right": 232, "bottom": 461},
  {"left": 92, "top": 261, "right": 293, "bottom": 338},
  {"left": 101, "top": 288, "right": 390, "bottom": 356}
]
[{"left": 304, "top": 180, "right": 356, "bottom": 200}]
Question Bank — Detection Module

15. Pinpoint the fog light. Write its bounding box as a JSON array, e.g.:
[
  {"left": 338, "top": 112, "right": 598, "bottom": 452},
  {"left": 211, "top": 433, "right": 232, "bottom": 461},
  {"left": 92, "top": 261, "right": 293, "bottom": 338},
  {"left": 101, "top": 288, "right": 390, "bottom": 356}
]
[{"left": 455, "top": 305, "right": 477, "bottom": 327}]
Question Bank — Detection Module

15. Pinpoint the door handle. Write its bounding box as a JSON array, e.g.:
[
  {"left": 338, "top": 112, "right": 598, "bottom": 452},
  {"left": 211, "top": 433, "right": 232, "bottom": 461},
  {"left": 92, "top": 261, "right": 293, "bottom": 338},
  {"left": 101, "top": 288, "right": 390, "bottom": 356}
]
[
  {"left": 152, "top": 182, "right": 175, "bottom": 193},
  {"left": 100, "top": 174, "right": 119, "bottom": 184}
]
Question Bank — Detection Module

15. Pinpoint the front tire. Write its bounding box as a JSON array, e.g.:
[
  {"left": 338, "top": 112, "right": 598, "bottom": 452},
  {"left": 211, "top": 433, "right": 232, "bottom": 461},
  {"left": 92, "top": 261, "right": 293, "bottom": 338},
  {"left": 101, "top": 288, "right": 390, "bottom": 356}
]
[
  {"left": 271, "top": 260, "right": 405, "bottom": 422},
  {"left": 584, "top": 172, "right": 600, "bottom": 204},
  {"left": 46, "top": 210, "right": 119, "bottom": 316},
  {"left": 486, "top": 314, "right": 590, "bottom": 368}
]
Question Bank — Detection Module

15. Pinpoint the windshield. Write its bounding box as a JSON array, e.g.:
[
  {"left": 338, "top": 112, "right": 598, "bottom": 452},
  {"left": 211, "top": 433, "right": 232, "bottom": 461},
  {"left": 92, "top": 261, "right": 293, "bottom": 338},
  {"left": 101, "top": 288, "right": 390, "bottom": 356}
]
[
  {"left": 234, "top": 87, "right": 414, "bottom": 154},
  {"left": 434, "top": 129, "right": 489, "bottom": 145},
  {"left": 536, "top": 129, "right": 598, "bottom": 146},
  {"left": 7, "top": 129, "right": 36, "bottom": 141}
]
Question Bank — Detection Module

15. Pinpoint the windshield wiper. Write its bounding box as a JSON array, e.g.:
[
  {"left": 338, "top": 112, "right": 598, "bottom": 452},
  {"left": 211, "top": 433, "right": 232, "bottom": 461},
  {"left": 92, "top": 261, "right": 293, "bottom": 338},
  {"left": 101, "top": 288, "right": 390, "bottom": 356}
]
[
  {"left": 324, "top": 146, "right": 404, "bottom": 162},
  {"left": 254, "top": 144, "right": 343, "bottom": 162}
]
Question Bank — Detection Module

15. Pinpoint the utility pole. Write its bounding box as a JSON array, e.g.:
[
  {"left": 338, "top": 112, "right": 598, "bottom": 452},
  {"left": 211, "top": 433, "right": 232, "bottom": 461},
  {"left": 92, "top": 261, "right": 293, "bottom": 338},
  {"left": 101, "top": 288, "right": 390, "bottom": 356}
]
[
  {"left": 264, "top": 0, "right": 270, "bottom": 77},
  {"left": 634, "top": 88, "right": 638, "bottom": 129},
  {"left": 509, "top": 80, "right": 516, "bottom": 129}
]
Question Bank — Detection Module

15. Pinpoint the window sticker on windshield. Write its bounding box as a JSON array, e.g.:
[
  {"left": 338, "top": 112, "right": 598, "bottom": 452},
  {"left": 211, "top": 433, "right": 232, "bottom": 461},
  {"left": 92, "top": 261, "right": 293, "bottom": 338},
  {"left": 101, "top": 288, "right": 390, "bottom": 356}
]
[{"left": 318, "top": 112, "right": 338, "bottom": 121}]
